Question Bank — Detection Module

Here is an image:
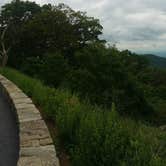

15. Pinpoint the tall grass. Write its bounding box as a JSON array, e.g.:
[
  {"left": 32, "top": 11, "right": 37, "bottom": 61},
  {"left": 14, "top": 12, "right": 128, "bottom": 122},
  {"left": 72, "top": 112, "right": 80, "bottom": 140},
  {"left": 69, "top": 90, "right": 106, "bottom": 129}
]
[{"left": 0, "top": 67, "right": 165, "bottom": 166}]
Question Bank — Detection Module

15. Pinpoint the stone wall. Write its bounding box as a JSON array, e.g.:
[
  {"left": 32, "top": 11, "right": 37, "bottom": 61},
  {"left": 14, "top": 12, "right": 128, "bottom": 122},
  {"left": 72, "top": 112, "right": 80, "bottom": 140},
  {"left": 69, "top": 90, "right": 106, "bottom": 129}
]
[{"left": 0, "top": 75, "right": 60, "bottom": 166}]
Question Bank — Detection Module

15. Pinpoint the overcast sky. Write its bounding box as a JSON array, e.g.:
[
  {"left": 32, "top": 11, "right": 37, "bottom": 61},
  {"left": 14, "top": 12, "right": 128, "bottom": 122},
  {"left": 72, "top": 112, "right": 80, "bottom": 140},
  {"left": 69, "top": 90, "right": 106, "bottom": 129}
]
[{"left": 1, "top": 0, "right": 166, "bottom": 56}]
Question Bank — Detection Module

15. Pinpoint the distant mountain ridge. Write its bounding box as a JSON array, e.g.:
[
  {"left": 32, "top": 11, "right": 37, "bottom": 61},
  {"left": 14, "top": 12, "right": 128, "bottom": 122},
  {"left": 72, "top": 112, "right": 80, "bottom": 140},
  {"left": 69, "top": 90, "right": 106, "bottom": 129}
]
[{"left": 142, "top": 54, "right": 166, "bottom": 68}]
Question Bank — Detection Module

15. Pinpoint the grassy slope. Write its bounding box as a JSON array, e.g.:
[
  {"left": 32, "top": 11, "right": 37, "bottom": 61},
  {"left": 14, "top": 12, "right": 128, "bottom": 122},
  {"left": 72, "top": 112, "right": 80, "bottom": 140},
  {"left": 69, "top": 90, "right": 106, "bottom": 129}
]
[{"left": 0, "top": 67, "right": 165, "bottom": 166}]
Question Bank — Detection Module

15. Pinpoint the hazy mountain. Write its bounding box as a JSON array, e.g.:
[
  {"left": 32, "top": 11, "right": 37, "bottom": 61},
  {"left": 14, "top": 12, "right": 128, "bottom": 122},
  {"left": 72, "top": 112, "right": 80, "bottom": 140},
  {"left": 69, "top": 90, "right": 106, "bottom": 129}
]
[{"left": 143, "top": 54, "right": 166, "bottom": 68}]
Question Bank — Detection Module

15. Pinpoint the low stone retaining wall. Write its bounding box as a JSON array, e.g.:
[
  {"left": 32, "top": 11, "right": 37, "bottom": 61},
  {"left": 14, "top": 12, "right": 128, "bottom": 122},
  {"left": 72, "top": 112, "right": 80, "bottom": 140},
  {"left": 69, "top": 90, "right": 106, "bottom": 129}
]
[{"left": 0, "top": 75, "right": 60, "bottom": 166}]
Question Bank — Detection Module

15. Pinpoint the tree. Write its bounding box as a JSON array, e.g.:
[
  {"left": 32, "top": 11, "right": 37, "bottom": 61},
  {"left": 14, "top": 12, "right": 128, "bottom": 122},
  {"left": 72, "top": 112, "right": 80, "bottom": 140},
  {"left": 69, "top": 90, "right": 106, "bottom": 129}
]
[
  {"left": 65, "top": 43, "right": 152, "bottom": 116},
  {"left": 56, "top": 3, "right": 104, "bottom": 46},
  {"left": 17, "top": 3, "right": 104, "bottom": 60},
  {"left": 1, "top": 0, "right": 41, "bottom": 24},
  {"left": 0, "top": 0, "right": 41, "bottom": 66},
  {"left": 20, "top": 9, "right": 74, "bottom": 57},
  {"left": 0, "top": 24, "right": 11, "bottom": 67}
]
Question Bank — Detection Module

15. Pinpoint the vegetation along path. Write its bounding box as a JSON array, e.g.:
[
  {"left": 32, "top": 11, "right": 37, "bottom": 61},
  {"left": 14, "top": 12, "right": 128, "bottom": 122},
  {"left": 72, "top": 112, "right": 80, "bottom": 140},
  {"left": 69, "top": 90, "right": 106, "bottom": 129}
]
[{"left": 0, "top": 90, "right": 19, "bottom": 166}]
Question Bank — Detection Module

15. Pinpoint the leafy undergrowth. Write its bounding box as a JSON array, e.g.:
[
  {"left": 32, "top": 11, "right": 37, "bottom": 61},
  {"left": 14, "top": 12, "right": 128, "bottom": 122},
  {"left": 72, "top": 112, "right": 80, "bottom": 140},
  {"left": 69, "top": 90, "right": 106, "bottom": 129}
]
[{"left": 0, "top": 67, "right": 165, "bottom": 166}]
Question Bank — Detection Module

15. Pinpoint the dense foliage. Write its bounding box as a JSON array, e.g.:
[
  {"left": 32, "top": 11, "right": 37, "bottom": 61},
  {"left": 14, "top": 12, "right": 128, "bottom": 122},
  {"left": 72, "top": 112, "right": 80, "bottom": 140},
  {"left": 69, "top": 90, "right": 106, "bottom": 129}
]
[
  {"left": 0, "top": 0, "right": 153, "bottom": 118},
  {"left": 0, "top": 1, "right": 166, "bottom": 165},
  {"left": 0, "top": 0, "right": 103, "bottom": 67},
  {"left": 119, "top": 50, "right": 166, "bottom": 124},
  {"left": 0, "top": 68, "right": 165, "bottom": 166},
  {"left": 0, "top": 0, "right": 165, "bottom": 123}
]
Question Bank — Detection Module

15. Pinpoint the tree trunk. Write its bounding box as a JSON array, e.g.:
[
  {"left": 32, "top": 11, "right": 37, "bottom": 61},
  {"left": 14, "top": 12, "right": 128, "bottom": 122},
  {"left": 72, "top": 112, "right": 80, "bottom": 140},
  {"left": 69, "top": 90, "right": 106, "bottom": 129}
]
[
  {"left": 2, "top": 52, "right": 8, "bottom": 67},
  {"left": 0, "top": 25, "right": 10, "bottom": 67}
]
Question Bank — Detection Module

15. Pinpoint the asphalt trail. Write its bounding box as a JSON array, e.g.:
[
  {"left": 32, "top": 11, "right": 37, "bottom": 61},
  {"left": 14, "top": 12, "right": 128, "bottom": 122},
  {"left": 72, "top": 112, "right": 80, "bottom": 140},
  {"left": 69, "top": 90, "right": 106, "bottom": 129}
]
[{"left": 0, "top": 91, "right": 19, "bottom": 166}]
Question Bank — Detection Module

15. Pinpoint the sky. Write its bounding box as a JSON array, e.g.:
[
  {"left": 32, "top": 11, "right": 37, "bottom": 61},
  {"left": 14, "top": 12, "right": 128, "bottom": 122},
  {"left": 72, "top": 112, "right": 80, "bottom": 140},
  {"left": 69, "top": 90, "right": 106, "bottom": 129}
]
[{"left": 1, "top": 0, "right": 166, "bottom": 56}]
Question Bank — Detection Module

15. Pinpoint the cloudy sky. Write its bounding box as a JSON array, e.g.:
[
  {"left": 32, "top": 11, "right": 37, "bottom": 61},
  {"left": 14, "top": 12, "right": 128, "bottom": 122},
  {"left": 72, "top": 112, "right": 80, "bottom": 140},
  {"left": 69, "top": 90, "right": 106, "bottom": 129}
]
[{"left": 1, "top": 0, "right": 166, "bottom": 56}]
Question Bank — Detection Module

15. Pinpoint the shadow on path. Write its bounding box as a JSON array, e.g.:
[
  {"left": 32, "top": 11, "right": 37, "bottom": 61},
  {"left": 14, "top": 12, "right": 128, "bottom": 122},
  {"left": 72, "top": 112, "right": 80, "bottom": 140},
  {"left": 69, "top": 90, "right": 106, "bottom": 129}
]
[{"left": 0, "top": 91, "right": 19, "bottom": 166}]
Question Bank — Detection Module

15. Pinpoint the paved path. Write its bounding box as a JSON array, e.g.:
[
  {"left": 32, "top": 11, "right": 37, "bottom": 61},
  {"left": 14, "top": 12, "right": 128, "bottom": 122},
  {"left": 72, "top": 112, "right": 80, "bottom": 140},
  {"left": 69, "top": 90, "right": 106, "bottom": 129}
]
[{"left": 0, "top": 91, "right": 19, "bottom": 166}]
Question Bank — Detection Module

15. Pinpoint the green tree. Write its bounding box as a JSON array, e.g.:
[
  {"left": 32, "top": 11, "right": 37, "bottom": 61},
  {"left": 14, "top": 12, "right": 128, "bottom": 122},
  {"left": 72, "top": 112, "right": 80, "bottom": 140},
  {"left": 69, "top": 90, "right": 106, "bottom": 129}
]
[
  {"left": 17, "top": 3, "right": 104, "bottom": 62},
  {"left": 65, "top": 43, "right": 152, "bottom": 116},
  {"left": 0, "top": 1, "right": 103, "bottom": 67},
  {"left": 0, "top": 0, "right": 41, "bottom": 66}
]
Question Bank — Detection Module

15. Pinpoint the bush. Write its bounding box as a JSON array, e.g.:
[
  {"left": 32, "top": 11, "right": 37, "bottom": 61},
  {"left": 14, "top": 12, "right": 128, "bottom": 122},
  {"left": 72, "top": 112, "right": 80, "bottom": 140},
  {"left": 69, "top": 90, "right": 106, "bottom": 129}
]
[
  {"left": 65, "top": 44, "right": 152, "bottom": 117},
  {"left": 0, "top": 68, "right": 165, "bottom": 166},
  {"left": 39, "top": 53, "right": 69, "bottom": 87},
  {"left": 21, "top": 53, "right": 69, "bottom": 87},
  {"left": 14, "top": 43, "right": 153, "bottom": 118}
]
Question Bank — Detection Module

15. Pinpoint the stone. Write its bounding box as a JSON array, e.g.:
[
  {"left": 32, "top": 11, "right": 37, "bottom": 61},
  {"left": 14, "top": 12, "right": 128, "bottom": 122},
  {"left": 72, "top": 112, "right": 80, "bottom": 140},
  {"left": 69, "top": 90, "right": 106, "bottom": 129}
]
[
  {"left": 18, "top": 156, "right": 42, "bottom": 166},
  {"left": 0, "top": 75, "right": 60, "bottom": 166},
  {"left": 14, "top": 98, "right": 32, "bottom": 104},
  {"left": 20, "top": 120, "right": 53, "bottom": 147},
  {"left": 17, "top": 107, "right": 41, "bottom": 122},
  {"left": 40, "top": 138, "right": 53, "bottom": 146},
  {"left": 15, "top": 103, "right": 36, "bottom": 109},
  {"left": 19, "top": 145, "right": 59, "bottom": 166},
  {"left": 10, "top": 92, "right": 28, "bottom": 100}
]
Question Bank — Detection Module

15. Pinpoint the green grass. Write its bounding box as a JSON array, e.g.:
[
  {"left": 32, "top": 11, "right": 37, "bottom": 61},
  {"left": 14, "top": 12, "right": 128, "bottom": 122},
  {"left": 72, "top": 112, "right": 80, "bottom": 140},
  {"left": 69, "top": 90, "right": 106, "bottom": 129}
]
[{"left": 0, "top": 67, "right": 165, "bottom": 166}]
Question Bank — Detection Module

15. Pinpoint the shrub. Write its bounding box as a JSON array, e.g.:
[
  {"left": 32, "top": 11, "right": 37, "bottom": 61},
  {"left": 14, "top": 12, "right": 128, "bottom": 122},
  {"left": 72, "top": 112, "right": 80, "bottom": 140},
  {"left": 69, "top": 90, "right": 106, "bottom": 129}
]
[
  {"left": 0, "top": 68, "right": 165, "bottom": 166},
  {"left": 21, "top": 53, "right": 69, "bottom": 87},
  {"left": 65, "top": 44, "right": 152, "bottom": 117}
]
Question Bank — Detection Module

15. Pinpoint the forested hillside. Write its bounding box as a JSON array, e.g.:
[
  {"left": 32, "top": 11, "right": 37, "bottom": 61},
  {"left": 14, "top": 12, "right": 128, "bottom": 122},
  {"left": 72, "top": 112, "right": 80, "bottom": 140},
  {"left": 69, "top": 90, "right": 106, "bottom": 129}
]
[
  {"left": 143, "top": 54, "right": 166, "bottom": 68},
  {"left": 0, "top": 1, "right": 165, "bottom": 166}
]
